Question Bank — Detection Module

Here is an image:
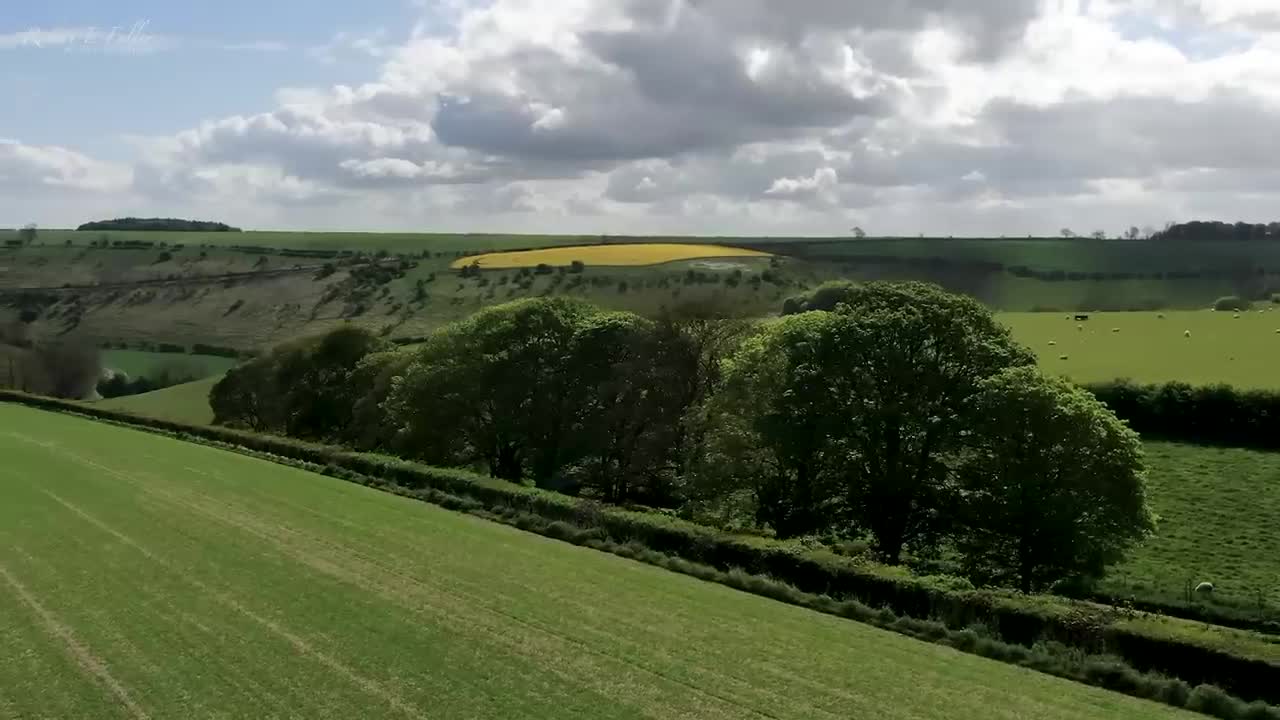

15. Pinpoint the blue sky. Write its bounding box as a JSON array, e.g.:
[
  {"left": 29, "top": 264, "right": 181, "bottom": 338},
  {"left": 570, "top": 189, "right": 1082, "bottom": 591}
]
[
  {"left": 3, "top": 1, "right": 1280, "bottom": 235},
  {"left": 2, "top": 0, "right": 412, "bottom": 158}
]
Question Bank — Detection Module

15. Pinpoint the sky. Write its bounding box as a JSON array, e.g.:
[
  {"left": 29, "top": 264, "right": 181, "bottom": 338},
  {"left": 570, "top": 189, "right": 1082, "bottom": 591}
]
[{"left": 3, "top": 0, "right": 1280, "bottom": 235}]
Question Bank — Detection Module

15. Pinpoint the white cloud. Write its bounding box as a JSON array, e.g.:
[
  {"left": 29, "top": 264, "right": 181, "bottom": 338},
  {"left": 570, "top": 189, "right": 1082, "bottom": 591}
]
[
  {"left": 0, "top": 140, "right": 132, "bottom": 192},
  {"left": 13, "top": 0, "right": 1280, "bottom": 233},
  {"left": 766, "top": 167, "right": 840, "bottom": 197}
]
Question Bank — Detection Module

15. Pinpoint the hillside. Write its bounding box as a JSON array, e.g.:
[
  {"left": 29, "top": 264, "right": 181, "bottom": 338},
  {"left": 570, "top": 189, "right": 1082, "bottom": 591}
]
[
  {"left": 6, "top": 233, "right": 1280, "bottom": 355},
  {"left": 98, "top": 375, "right": 222, "bottom": 425},
  {"left": 0, "top": 404, "right": 1191, "bottom": 719}
]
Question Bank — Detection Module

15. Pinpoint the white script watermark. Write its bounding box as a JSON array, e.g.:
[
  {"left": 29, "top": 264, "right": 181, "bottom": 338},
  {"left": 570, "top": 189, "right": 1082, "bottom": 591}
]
[{"left": 15, "top": 21, "right": 156, "bottom": 53}]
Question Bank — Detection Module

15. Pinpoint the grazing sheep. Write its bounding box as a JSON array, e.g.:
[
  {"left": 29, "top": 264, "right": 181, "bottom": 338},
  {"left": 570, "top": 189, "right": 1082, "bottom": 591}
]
[
  {"left": 1048, "top": 341, "right": 1058, "bottom": 346},
  {"left": 1059, "top": 355, "right": 1069, "bottom": 361},
  {"left": 1111, "top": 328, "right": 1121, "bottom": 333},
  {"left": 1195, "top": 582, "right": 1215, "bottom": 596},
  {"left": 1157, "top": 313, "right": 1165, "bottom": 319},
  {"left": 1185, "top": 330, "right": 1192, "bottom": 338},
  {"left": 1077, "top": 324, "right": 1084, "bottom": 331},
  {"left": 1234, "top": 313, "right": 1242, "bottom": 319}
]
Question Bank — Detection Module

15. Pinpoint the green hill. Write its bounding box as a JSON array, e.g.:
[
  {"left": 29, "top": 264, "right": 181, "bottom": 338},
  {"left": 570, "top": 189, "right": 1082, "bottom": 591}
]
[
  {"left": 98, "top": 375, "right": 221, "bottom": 425},
  {"left": 0, "top": 404, "right": 1190, "bottom": 719}
]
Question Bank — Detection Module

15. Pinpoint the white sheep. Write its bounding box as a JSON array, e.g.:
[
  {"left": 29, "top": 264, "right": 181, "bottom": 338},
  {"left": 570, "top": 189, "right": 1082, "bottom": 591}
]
[
  {"left": 1077, "top": 325, "right": 1084, "bottom": 331},
  {"left": 1195, "top": 582, "right": 1215, "bottom": 596},
  {"left": 1185, "top": 330, "right": 1192, "bottom": 338},
  {"left": 1048, "top": 341, "right": 1058, "bottom": 346}
]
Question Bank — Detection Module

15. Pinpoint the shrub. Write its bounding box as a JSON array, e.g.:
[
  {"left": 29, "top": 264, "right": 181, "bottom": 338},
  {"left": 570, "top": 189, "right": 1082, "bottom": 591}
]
[{"left": 1215, "top": 296, "right": 1250, "bottom": 312}]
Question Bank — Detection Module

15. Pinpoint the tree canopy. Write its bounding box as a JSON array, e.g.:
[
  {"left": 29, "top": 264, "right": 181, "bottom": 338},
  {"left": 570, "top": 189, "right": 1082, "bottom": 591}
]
[
  {"left": 709, "top": 282, "right": 1036, "bottom": 561},
  {"left": 77, "top": 218, "right": 241, "bottom": 232},
  {"left": 955, "top": 367, "right": 1155, "bottom": 592}
]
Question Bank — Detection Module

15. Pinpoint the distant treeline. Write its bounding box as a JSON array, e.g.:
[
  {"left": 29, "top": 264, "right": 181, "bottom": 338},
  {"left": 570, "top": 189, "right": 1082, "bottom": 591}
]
[
  {"left": 1153, "top": 221, "right": 1280, "bottom": 243},
  {"left": 77, "top": 218, "right": 242, "bottom": 233}
]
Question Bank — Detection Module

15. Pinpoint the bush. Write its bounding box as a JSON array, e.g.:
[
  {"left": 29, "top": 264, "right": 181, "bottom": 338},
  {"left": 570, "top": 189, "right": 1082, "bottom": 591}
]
[
  {"left": 1087, "top": 380, "right": 1280, "bottom": 451},
  {"left": 1215, "top": 296, "right": 1250, "bottom": 312}
]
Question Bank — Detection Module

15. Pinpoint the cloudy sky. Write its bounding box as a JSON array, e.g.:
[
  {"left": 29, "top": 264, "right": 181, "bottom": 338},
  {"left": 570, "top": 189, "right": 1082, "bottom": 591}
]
[{"left": 3, "top": 0, "right": 1279, "bottom": 235}]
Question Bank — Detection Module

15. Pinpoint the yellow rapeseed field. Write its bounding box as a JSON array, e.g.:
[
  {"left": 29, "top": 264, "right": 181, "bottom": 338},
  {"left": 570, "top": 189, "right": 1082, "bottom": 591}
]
[{"left": 451, "top": 243, "right": 771, "bottom": 269}]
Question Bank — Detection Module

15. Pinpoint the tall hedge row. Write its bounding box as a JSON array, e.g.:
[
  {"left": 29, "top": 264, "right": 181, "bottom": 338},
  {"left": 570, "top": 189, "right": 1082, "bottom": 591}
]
[
  {"left": 3, "top": 390, "right": 1279, "bottom": 709},
  {"left": 1087, "top": 381, "right": 1280, "bottom": 451}
]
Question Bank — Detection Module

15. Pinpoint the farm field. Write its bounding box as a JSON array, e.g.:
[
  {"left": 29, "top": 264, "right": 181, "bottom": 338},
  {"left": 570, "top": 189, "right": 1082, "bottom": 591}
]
[
  {"left": 1103, "top": 442, "right": 1280, "bottom": 614},
  {"left": 0, "top": 404, "right": 1192, "bottom": 720},
  {"left": 101, "top": 350, "right": 238, "bottom": 381},
  {"left": 99, "top": 376, "right": 222, "bottom": 425},
  {"left": 1002, "top": 310, "right": 1280, "bottom": 389},
  {"left": 453, "top": 244, "right": 771, "bottom": 269}
]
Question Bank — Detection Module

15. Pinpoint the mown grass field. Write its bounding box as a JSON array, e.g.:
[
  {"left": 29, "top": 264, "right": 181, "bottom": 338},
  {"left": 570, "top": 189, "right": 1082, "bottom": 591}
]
[
  {"left": 453, "top": 244, "right": 771, "bottom": 269},
  {"left": 98, "top": 376, "right": 222, "bottom": 425},
  {"left": 1002, "top": 310, "right": 1280, "bottom": 389},
  {"left": 101, "top": 351, "right": 238, "bottom": 381},
  {"left": 0, "top": 404, "right": 1192, "bottom": 720},
  {"left": 1104, "top": 442, "right": 1280, "bottom": 613}
]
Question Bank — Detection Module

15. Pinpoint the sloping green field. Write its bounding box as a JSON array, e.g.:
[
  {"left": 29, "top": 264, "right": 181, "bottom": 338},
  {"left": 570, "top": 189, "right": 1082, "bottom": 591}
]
[
  {"left": 1104, "top": 442, "right": 1280, "bottom": 613},
  {"left": 98, "top": 376, "right": 222, "bottom": 425},
  {"left": 1003, "top": 310, "right": 1280, "bottom": 389},
  {"left": 101, "top": 351, "right": 238, "bottom": 381},
  {"left": 0, "top": 405, "right": 1189, "bottom": 719}
]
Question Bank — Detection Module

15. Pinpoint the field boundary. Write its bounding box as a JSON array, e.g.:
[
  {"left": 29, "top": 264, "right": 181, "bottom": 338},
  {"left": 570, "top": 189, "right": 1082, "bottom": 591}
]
[{"left": 4, "top": 392, "right": 1280, "bottom": 719}]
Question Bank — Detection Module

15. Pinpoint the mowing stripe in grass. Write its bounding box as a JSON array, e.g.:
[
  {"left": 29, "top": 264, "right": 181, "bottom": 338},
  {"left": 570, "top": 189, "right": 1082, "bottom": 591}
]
[
  {"left": 0, "top": 562, "right": 151, "bottom": 720},
  {"left": 0, "top": 404, "right": 1198, "bottom": 719}
]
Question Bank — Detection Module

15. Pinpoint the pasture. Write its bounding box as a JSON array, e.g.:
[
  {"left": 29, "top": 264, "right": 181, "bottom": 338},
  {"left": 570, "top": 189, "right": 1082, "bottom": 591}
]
[
  {"left": 452, "top": 243, "right": 771, "bottom": 269},
  {"left": 1103, "top": 442, "right": 1280, "bottom": 615},
  {"left": 98, "top": 376, "right": 222, "bottom": 425},
  {"left": 0, "top": 404, "right": 1190, "bottom": 720},
  {"left": 1002, "top": 310, "right": 1280, "bottom": 389},
  {"left": 101, "top": 350, "right": 238, "bottom": 381}
]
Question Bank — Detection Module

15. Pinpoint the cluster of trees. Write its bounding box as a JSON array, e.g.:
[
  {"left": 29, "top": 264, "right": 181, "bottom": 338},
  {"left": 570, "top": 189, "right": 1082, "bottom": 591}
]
[
  {"left": 76, "top": 218, "right": 241, "bottom": 232},
  {"left": 1, "top": 338, "right": 101, "bottom": 399},
  {"left": 210, "top": 283, "right": 1155, "bottom": 593},
  {"left": 1153, "top": 221, "right": 1280, "bottom": 243}
]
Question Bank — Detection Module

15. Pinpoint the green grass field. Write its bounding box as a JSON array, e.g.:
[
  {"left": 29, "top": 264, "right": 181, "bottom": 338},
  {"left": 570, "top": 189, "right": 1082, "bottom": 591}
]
[
  {"left": 0, "top": 404, "right": 1192, "bottom": 719},
  {"left": 101, "top": 351, "right": 238, "bottom": 381},
  {"left": 1103, "top": 442, "right": 1280, "bottom": 613},
  {"left": 98, "top": 376, "right": 222, "bottom": 425},
  {"left": 1002, "top": 310, "right": 1280, "bottom": 389}
]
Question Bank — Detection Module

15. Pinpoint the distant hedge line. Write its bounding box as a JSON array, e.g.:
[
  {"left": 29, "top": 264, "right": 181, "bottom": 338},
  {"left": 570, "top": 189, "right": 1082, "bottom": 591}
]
[
  {"left": 3, "top": 390, "right": 1280, "bottom": 715},
  {"left": 1087, "top": 381, "right": 1280, "bottom": 451}
]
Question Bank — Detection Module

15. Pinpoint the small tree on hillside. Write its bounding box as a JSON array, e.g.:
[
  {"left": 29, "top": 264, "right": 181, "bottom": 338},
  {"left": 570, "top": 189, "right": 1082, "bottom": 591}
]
[
  {"left": 955, "top": 367, "right": 1155, "bottom": 592},
  {"left": 18, "top": 224, "right": 38, "bottom": 246}
]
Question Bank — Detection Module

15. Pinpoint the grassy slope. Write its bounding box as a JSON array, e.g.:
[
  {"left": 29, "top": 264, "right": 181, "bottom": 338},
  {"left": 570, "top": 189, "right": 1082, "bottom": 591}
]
[
  {"left": 1104, "top": 442, "right": 1280, "bottom": 612},
  {"left": 1002, "top": 310, "right": 1280, "bottom": 389},
  {"left": 101, "top": 350, "right": 238, "bottom": 380},
  {"left": 98, "top": 376, "right": 221, "bottom": 425},
  {"left": 0, "top": 404, "right": 1192, "bottom": 720}
]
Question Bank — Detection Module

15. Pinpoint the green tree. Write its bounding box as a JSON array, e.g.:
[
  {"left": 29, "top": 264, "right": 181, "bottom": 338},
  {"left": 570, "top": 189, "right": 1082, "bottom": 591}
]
[
  {"left": 210, "top": 356, "right": 287, "bottom": 432},
  {"left": 707, "top": 282, "right": 1035, "bottom": 559},
  {"left": 17, "top": 224, "right": 37, "bottom": 245},
  {"left": 703, "top": 312, "right": 846, "bottom": 537},
  {"left": 276, "top": 326, "right": 390, "bottom": 439},
  {"left": 387, "top": 298, "right": 618, "bottom": 487},
  {"left": 955, "top": 367, "right": 1155, "bottom": 592},
  {"left": 781, "top": 280, "right": 861, "bottom": 315}
]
